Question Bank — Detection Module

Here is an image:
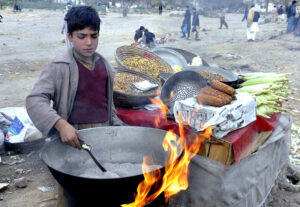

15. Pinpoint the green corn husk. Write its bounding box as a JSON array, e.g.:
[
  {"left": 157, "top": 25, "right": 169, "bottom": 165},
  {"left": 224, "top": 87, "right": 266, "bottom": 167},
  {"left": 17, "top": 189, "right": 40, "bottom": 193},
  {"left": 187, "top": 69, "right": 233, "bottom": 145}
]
[
  {"left": 255, "top": 93, "right": 286, "bottom": 103},
  {"left": 241, "top": 72, "right": 291, "bottom": 81},
  {"left": 256, "top": 104, "right": 282, "bottom": 118},
  {"left": 256, "top": 99, "right": 278, "bottom": 106},
  {"left": 241, "top": 77, "right": 288, "bottom": 87},
  {"left": 236, "top": 83, "right": 283, "bottom": 94}
]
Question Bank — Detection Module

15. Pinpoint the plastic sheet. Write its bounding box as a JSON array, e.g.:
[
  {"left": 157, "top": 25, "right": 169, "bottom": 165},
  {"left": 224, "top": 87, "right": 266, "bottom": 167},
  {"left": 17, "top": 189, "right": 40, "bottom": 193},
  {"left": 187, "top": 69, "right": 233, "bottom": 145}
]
[{"left": 181, "top": 115, "right": 292, "bottom": 207}]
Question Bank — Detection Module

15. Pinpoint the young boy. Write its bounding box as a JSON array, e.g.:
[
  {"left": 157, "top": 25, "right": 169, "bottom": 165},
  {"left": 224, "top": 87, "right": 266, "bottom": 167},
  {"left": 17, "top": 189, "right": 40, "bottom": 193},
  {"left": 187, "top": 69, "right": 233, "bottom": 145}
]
[{"left": 26, "top": 6, "right": 122, "bottom": 150}]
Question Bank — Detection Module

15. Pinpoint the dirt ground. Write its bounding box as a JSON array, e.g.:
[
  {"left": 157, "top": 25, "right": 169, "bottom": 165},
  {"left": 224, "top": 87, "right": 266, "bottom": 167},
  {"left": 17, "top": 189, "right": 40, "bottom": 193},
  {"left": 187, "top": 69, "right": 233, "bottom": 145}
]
[{"left": 0, "top": 8, "right": 300, "bottom": 207}]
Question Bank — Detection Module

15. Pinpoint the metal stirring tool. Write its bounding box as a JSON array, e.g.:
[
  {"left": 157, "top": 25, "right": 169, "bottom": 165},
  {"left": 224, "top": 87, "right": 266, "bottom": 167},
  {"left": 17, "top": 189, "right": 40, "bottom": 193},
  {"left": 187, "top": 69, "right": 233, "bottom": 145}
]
[{"left": 79, "top": 140, "right": 107, "bottom": 172}]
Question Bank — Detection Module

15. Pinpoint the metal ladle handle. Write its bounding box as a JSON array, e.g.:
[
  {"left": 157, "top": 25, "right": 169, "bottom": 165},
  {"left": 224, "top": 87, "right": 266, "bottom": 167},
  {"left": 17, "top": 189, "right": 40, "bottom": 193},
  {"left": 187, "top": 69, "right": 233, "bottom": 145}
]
[{"left": 79, "top": 140, "right": 107, "bottom": 172}]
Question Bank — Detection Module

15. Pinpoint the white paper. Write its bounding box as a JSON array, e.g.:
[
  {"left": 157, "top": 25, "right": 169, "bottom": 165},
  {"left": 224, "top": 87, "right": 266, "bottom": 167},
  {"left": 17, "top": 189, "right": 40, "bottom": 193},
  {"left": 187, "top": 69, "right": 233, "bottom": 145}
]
[
  {"left": 173, "top": 92, "right": 257, "bottom": 139},
  {"left": 130, "top": 80, "right": 158, "bottom": 92}
]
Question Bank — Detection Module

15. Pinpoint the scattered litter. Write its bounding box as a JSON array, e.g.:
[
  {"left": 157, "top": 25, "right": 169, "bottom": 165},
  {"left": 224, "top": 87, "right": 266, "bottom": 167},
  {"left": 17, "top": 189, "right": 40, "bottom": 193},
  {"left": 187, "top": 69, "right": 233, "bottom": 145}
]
[
  {"left": 10, "top": 155, "right": 19, "bottom": 160},
  {"left": 25, "top": 169, "right": 31, "bottom": 174},
  {"left": 37, "top": 186, "right": 55, "bottom": 192},
  {"left": 26, "top": 151, "right": 35, "bottom": 158},
  {"left": 38, "top": 196, "right": 57, "bottom": 203},
  {"left": 0, "top": 183, "right": 9, "bottom": 190},
  {"left": 15, "top": 168, "right": 24, "bottom": 174},
  {"left": 7, "top": 158, "right": 25, "bottom": 165},
  {"left": 14, "top": 177, "right": 27, "bottom": 188}
]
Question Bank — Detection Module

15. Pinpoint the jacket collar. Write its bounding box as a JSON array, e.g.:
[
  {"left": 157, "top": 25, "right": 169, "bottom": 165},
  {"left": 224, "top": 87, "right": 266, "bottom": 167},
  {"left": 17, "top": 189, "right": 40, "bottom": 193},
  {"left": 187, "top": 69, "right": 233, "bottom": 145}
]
[{"left": 53, "top": 48, "right": 103, "bottom": 64}]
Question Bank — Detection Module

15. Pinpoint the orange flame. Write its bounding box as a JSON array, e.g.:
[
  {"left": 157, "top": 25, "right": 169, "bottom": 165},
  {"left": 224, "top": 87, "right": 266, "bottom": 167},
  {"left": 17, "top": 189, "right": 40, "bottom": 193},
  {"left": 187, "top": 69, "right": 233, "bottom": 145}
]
[
  {"left": 122, "top": 98, "right": 212, "bottom": 207},
  {"left": 150, "top": 98, "right": 168, "bottom": 127},
  {"left": 170, "top": 91, "right": 174, "bottom": 99}
]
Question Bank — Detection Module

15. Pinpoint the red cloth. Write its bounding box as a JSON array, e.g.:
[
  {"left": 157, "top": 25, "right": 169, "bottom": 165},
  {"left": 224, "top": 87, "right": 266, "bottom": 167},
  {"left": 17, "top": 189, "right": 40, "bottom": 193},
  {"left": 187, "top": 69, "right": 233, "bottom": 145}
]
[
  {"left": 117, "top": 108, "right": 192, "bottom": 136},
  {"left": 117, "top": 109, "right": 280, "bottom": 163},
  {"left": 223, "top": 113, "right": 280, "bottom": 162},
  {"left": 68, "top": 59, "right": 108, "bottom": 124}
]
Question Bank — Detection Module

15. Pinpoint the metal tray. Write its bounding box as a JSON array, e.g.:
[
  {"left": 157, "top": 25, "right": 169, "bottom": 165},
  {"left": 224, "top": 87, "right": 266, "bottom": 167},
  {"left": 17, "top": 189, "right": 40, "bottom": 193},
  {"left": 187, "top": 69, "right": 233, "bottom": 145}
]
[
  {"left": 182, "top": 66, "right": 238, "bottom": 82},
  {"left": 164, "top": 47, "right": 210, "bottom": 66},
  {"left": 160, "top": 71, "right": 207, "bottom": 109},
  {"left": 150, "top": 47, "right": 188, "bottom": 67}
]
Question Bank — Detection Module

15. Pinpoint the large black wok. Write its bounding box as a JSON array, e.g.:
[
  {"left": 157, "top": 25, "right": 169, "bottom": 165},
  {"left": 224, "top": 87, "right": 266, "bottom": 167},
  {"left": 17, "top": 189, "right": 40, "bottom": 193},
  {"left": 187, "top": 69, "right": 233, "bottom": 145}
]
[{"left": 41, "top": 126, "right": 180, "bottom": 206}]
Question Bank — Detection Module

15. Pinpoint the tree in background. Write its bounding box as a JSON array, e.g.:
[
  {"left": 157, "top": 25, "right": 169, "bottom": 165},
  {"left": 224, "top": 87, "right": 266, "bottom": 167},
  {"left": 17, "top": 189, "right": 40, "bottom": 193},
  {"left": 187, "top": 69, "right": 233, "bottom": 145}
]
[
  {"left": 121, "top": 0, "right": 137, "bottom": 17},
  {"left": 84, "top": 0, "right": 98, "bottom": 6}
]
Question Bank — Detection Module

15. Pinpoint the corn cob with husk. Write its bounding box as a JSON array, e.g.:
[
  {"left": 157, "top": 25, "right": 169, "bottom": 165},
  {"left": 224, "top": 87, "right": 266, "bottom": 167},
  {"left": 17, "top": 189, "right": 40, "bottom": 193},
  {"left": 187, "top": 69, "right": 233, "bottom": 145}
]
[{"left": 237, "top": 72, "right": 292, "bottom": 118}]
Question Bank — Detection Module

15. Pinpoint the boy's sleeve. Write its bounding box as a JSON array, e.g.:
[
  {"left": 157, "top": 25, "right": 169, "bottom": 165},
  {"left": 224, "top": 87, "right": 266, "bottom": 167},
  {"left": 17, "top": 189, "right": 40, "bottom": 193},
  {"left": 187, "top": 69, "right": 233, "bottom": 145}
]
[
  {"left": 111, "top": 104, "right": 125, "bottom": 126},
  {"left": 26, "top": 63, "right": 62, "bottom": 137}
]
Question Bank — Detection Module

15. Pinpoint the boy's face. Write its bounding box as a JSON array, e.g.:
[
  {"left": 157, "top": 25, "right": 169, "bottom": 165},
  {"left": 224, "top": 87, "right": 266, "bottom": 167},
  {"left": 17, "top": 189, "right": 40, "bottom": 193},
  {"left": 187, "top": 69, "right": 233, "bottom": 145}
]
[{"left": 68, "top": 27, "right": 99, "bottom": 60}]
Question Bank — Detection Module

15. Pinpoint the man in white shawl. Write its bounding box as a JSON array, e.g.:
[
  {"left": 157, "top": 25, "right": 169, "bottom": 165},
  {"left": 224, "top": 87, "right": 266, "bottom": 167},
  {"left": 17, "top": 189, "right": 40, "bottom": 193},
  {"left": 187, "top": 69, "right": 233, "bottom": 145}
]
[{"left": 247, "top": 5, "right": 260, "bottom": 42}]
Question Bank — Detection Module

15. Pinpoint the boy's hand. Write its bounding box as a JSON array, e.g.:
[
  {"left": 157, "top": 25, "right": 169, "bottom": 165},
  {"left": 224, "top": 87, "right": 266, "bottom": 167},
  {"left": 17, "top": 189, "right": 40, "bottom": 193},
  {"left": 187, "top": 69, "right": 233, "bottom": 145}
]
[{"left": 55, "top": 119, "right": 84, "bottom": 149}]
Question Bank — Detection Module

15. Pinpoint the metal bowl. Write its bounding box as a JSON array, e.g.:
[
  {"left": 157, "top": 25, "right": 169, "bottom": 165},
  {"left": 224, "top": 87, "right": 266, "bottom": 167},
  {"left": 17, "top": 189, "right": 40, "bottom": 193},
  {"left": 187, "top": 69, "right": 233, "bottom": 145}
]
[
  {"left": 5, "top": 137, "right": 47, "bottom": 153},
  {"left": 150, "top": 47, "right": 188, "bottom": 67},
  {"left": 41, "top": 126, "right": 182, "bottom": 206},
  {"left": 182, "top": 66, "right": 238, "bottom": 82},
  {"left": 160, "top": 71, "right": 208, "bottom": 109}
]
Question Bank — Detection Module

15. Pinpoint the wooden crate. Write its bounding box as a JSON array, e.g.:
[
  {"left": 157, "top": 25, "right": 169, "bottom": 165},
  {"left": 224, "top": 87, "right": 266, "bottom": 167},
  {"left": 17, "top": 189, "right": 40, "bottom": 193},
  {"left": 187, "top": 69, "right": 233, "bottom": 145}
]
[{"left": 195, "top": 131, "right": 273, "bottom": 165}]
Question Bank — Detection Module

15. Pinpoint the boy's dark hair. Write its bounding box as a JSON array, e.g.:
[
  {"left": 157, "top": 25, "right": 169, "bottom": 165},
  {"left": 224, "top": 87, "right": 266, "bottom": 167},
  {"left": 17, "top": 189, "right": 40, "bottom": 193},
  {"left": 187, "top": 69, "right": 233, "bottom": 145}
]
[
  {"left": 139, "top": 26, "right": 145, "bottom": 31},
  {"left": 64, "top": 6, "right": 101, "bottom": 36},
  {"left": 292, "top": 1, "right": 297, "bottom": 5},
  {"left": 186, "top": 5, "right": 189, "bottom": 9},
  {"left": 192, "top": 8, "right": 196, "bottom": 11},
  {"left": 251, "top": 4, "right": 255, "bottom": 8}
]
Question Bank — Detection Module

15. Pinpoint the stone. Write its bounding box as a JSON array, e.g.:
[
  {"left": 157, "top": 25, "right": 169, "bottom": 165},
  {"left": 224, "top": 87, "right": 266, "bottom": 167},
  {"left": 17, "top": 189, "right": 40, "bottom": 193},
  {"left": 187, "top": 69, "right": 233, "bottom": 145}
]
[
  {"left": 37, "top": 186, "right": 55, "bottom": 192},
  {"left": 0, "top": 183, "right": 9, "bottom": 190},
  {"left": 25, "top": 169, "right": 31, "bottom": 174},
  {"left": 295, "top": 198, "right": 300, "bottom": 205},
  {"left": 15, "top": 169, "right": 24, "bottom": 174},
  {"left": 14, "top": 177, "right": 27, "bottom": 188},
  {"left": 10, "top": 155, "right": 19, "bottom": 160}
]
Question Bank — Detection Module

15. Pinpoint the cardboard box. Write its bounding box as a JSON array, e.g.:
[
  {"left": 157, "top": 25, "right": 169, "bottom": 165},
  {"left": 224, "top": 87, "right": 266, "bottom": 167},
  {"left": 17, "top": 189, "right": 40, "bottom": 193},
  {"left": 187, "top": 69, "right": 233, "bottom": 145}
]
[{"left": 196, "top": 131, "right": 273, "bottom": 165}]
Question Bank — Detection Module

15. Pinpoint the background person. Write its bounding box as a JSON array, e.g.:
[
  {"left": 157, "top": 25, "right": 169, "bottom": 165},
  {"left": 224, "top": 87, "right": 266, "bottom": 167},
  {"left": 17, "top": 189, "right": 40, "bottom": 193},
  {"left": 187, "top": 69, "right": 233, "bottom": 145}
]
[
  {"left": 159, "top": 4, "right": 163, "bottom": 16},
  {"left": 191, "top": 8, "right": 200, "bottom": 41},
  {"left": 181, "top": 6, "right": 191, "bottom": 39},
  {"left": 272, "top": 5, "right": 278, "bottom": 23},
  {"left": 219, "top": 8, "right": 228, "bottom": 29},
  {"left": 277, "top": 6, "right": 285, "bottom": 23},
  {"left": 61, "top": 4, "right": 73, "bottom": 48},
  {"left": 134, "top": 26, "right": 145, "bottom": 43},
  {"left": 286, "top": 1, "right": 298, "bottom": 33},
  {"left": 143, "top": 29, "right": 156, "bottom": 48},
  {"left": 242, "top": 6, "right": 249, "bottom": 22},
  {"left": 247, "top": 4, "right": 260, "bottom": 42}
]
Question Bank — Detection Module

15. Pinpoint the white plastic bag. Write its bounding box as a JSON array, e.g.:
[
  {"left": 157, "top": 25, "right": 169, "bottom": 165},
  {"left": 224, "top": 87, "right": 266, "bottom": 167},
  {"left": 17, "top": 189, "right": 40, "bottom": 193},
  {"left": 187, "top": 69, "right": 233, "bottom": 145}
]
[
  {"left": 5, "top": 116, "right": 28, "bottom": 143},
  {"left": 0, "top": 129, "right": 4, "bottom": 152},
  {"left": 0, "top": 112, "right": 12, "bottom": 135},
  {"left": 0, "top": 107, "right": 41, "bottom": 143}
]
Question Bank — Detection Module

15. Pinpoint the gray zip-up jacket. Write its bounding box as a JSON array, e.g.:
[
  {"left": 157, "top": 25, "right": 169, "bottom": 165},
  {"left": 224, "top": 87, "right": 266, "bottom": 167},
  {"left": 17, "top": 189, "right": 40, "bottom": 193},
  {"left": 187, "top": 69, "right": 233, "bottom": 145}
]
[{"left": 26, "top": 48, "right": 122, "bottom": 137}]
